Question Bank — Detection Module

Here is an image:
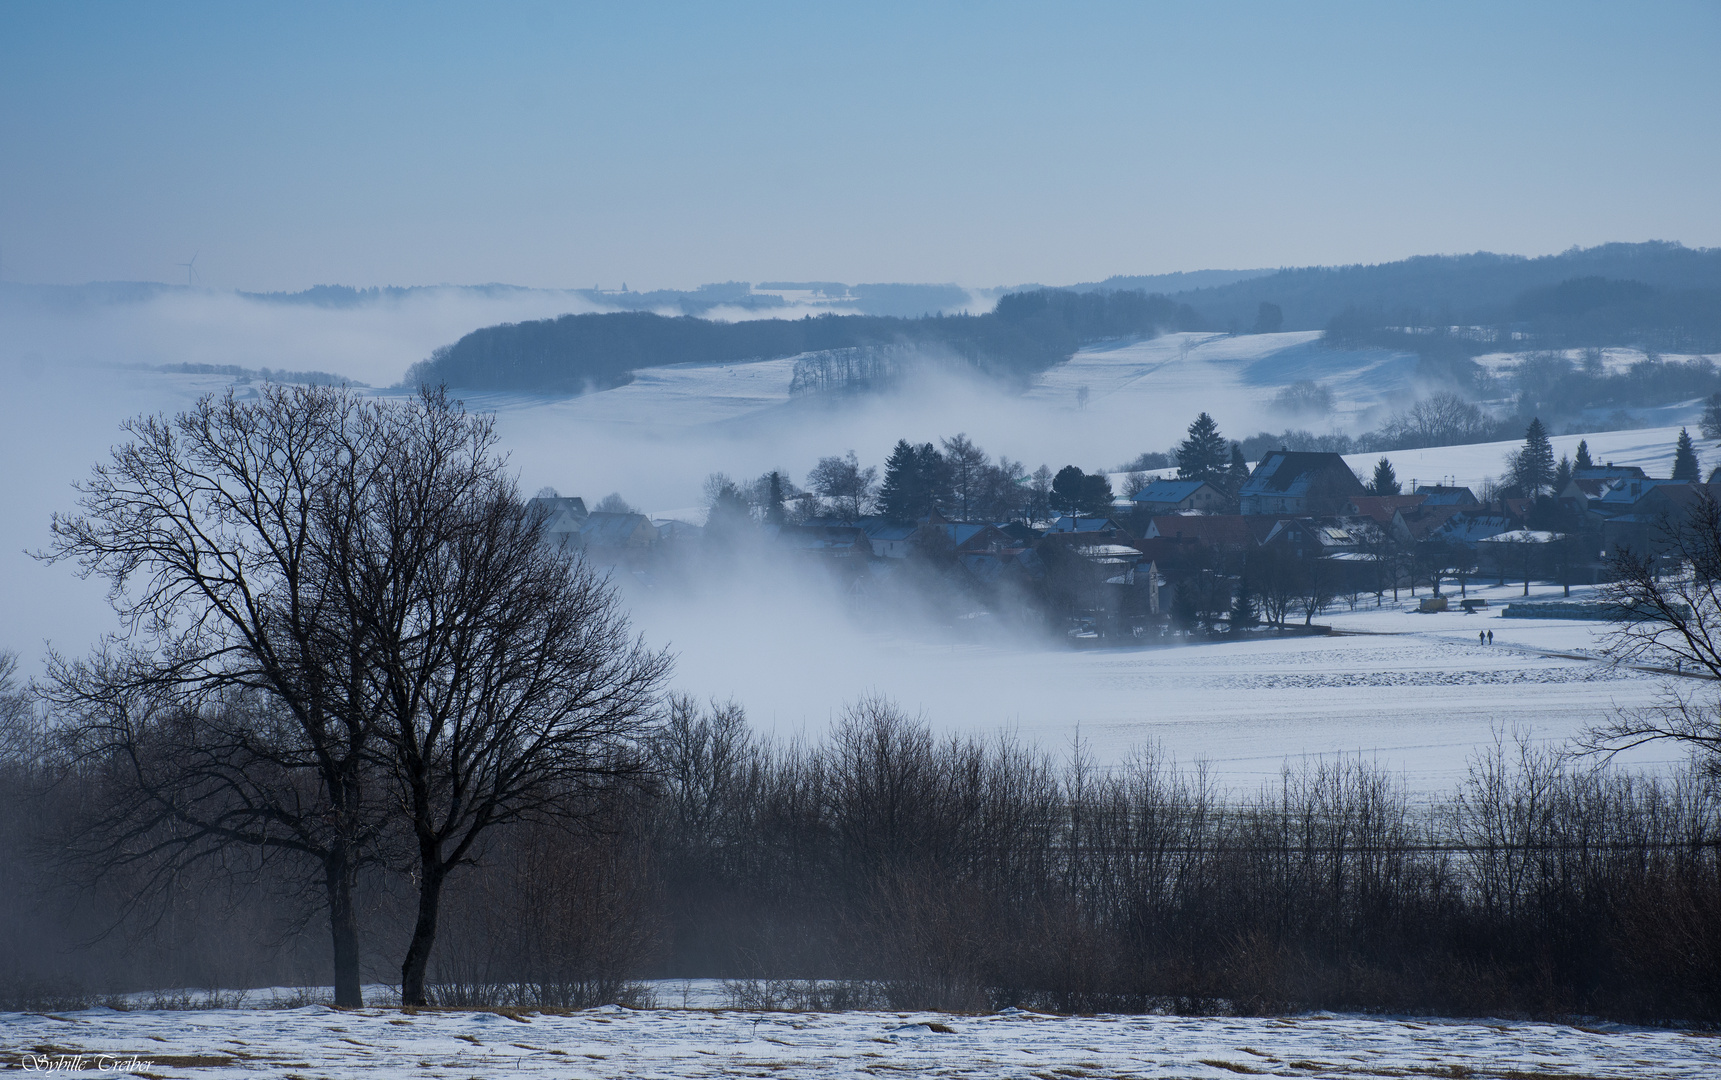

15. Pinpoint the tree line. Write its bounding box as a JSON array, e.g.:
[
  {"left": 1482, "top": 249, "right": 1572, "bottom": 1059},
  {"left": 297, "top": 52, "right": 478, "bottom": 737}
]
[{"left": 405, "top": 288, "right": 1200, "bottom": 395}]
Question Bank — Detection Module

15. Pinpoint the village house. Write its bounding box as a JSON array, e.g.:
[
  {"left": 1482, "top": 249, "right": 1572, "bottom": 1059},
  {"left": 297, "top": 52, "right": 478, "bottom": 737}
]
[
  {"left": 859, "top": 519, "right": 918, "bottom": 558},
  {"left": 1140, "top": 513, "right": 1260, "bottom": 552},
  {"left": 1412, "top": 484, "right": 1479, "bottom": 508},
  {"left": 526, "top": 495, "right": 589, "bottom": 551},
  {"left": 1344, "top": 493, "right": 1428, "bottom": 524},
  {"left": 1237, "top": 451, "right": 1367, "bottom": 516},
  {"left": 1131, "top": 478, "right": 1230, "bottom": 515},
  {"left": 575, "top": 510, "right": 658, "bottom": 553},
  {"left": 1047, "top": 515, "right": 1125, "bottom": 535},
  {"left": 1428, "top": 509, "right": 1521, "bottom": 550}
]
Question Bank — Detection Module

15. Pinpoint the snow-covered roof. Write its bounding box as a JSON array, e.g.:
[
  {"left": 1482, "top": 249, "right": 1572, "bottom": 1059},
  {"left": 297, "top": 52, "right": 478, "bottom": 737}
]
[
  {"left": 1477, "top": 528, "right": 1566, "bottom": 544},
  {"left": 1239, "top": 451, "right": 1363, "bottom": 499},
  {"left": 1048, "top": 516, "right": 1120, "bottom": 533}
]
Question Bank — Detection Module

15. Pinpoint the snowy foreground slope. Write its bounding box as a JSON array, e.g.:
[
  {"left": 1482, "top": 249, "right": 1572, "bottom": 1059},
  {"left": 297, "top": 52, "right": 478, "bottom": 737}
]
[{"left": 6, "top": 1003, "right": 1718, "bottom": 1078}]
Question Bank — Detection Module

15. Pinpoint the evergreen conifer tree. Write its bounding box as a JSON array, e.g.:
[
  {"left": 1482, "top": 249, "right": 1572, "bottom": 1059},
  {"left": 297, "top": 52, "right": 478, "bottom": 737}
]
[
  {"left": 1672, "top": 427, "right": 1701, "bottom": 482},
  {"left": 1514, "top": 418, "right": 1556, "bottom": 496},
  {"left": 1176, "top": 413, "right": 1229, "bottom": 483},
  {"left": 1369, "top": 457, "right": 1401, "bottom": 496},
  {"left": 1226, "top": 442, "right": 1250, "bottom": 491},
  {"left": 764, "top": 471, "right": 787, "bottom": 525},
  {"left": 879, "top": 440, "right": 930, "bottom": 521},
  {"left": 1229, "top": 580, "right": 1258, "bottom": 631},
  {"left": 1552, "top": 454, "right": 1574, "bottom": 495},
  {"left": 1575, "top": 439, "right": 1593, "bottom": 470}
]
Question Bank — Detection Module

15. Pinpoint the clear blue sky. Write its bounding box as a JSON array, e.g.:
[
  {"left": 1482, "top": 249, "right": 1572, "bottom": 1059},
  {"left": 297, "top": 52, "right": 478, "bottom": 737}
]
[{"left": 2, "top": 1, "right": 1717, "bottom": 291}]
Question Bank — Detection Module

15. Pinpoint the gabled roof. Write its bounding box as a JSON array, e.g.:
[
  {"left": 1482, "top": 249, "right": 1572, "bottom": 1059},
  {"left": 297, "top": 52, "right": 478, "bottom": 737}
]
[
  {"left": 1048, "top": 516, "right": 1122, "bottom": 533},
  {"left": 579, "top": 511, "right": 654, "bottom": 546},
  {"left": 529, "top": 496, "right": 589, "bottom": 536},
  {"left": 1396, "top": 503, "right": 1463, "bottom": 541},
  {"left": 1239, "top": 451, "right": 1364, "bottom": 499},
  {"left": 929, "top": 522, "right": 1008, "bottom": 549},
  {"left": 1562, "top": 478, "right": 1611, "bottom": 499},
  {"left": 1346, "top": 494, "right": 1427, "bottom": 525},
  {"left": 1430, "top": 511, "right": 1518, "bottom": 546},
  {"left": 1414, "top": 485, "right": 1478, "bottom": 507},
  {"left": 1072, "top": 543, "right": 1143, "bottom": 560},
  {"left": 1144, "top": 514, "right": 1257, "bottom": 548},
  {"left": 1574, "top": 464, "right": 1648, "bottom": 481},
  {"left": 653, "top": 518, "right": 704, "bottom": 542},
  {"left": 1477, "top": 528, "right": 1566, "bottom": 545},
  {"left": 1261, "top": 519, "right": 1365, "bottom": 550},
  {"left": 1597, "top": 477, "right": 1688, "bottom": 507},
  {"left": 860, "top": 520, "right": 918, "bottom": 541},
  {"left": 1131, "top": 478, "right": 1216, "bottom": 503}
]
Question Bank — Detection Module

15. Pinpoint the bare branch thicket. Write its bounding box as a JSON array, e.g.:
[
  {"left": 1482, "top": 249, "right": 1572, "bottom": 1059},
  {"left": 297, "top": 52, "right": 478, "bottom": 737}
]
[{"left": 1589, "top": 492, "right": 1721, "bottom": 775}]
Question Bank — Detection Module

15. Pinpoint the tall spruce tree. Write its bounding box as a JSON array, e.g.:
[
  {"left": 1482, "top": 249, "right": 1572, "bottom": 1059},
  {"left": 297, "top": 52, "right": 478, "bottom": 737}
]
[
  {"left": 763, "top": 471, "right": 787, "bottom": 525},
  {"left": 879, "top": 439, "right": 942, "bottom": 521},
  {"left": 1575, "top": 439, "right": 1593, "bottom": 470},
  {"left": 1229, "top": 579, "right": 1258, "bottom": 631},
  {"left": 1514, "top": 418, "right": 1556, "bottom": 496},
  {"left": 1176, "top": 413, "right": 1229, "bottom": 483},
  {"left": 1552, "top": 454, "right": 1574, "bottom": 495},
  {"left": 1226, "top": 442, "right": 1250, "bottom": 492},
  {"left": 1673, "top": 427, "right": 1701, "bottom": 482},
  {"left": 1369, "top": 457, "right": 1401, "bottom": 496}
]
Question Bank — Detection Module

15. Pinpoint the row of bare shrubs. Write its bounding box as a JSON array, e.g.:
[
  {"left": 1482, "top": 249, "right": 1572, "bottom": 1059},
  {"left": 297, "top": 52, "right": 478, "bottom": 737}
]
[
  {"left": 3, "top": 691, "right": 1718, "bottom": 1020},
  {"left": 627, "top": 695, "right": 1721, "bottom": 1020}
]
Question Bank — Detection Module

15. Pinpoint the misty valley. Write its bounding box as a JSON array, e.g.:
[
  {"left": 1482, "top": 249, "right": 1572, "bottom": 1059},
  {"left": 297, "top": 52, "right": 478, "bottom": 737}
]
[{"left": 5, "top": 227, "right": 1721, "bottom": 1080}]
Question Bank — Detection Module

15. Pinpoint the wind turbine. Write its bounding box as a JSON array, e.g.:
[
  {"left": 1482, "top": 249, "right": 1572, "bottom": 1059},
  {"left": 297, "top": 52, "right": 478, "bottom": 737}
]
[{"left": 177, "top": 252, "right": 198, "bottom": 287}]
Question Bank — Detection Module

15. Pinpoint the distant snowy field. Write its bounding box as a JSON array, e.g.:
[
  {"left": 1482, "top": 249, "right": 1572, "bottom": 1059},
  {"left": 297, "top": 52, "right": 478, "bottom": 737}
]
[
  {"left": 650, "top": 579, "right": 1683, "bottom": 796},
  {"left": 1342, "top": 425, "right": 1702, "bottom": 494},
  {"left": 5, "top": 1002, "right": 1718, "bottom": 1078}
]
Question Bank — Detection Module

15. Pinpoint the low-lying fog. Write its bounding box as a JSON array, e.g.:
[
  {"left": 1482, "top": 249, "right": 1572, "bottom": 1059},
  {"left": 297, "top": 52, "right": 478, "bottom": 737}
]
[{"left": 0, "top": 288, "right": 1683, "bottom": 794}]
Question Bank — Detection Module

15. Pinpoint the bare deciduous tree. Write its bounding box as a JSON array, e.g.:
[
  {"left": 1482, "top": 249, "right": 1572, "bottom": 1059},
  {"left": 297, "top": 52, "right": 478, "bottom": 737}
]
[
  {"left": 39, "top": 384, "right": 670, "bottom": 1008},
  {"left": 366, "top": 449, "right": 671, "bottom": 1004},
  {"left": 41, "top": 386, "right": 397, "bottom": 1005},
  {"left": 807, "top": 452, "right": 876, "bottom": 522},
  {"left": 1587, "top": 492, "right": 1721, "bottom": 775}
]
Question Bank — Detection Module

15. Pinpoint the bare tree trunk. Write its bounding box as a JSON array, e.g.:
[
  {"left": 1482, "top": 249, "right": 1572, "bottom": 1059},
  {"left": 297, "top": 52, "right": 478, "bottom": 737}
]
[
  {"left": 400, "top": 853, "right": 445, "bottom": 1007},
  {"left": 325, "top": 844, "right": 364, "bottom": 1008}
]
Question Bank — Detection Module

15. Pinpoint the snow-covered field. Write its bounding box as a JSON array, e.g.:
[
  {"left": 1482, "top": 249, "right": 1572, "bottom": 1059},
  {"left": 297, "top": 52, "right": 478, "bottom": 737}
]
[
  {"left": 1343, "top": 424, "right": 1704, "bottom": 496},
  {"left": 5, "top": 1002, "right": 1717, "bottom": 1078},
  {"left": 647, "top": 578, "right": 1683, "bottom": 796},
  {"left": 1028, "top": 330, "right": 1417, "bottom": 433}
]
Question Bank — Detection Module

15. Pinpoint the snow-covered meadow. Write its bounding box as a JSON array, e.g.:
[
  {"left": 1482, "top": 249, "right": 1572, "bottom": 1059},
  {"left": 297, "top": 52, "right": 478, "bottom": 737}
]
[
  {"left": 5, "top": 1000, "right": 1718, "bottom": 1078},
  {"left": 644, "top": 576, "right": 1684, "bottom": 796}
]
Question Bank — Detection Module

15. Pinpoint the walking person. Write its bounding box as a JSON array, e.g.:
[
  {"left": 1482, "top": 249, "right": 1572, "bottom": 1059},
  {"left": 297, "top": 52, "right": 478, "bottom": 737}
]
[
  {"left": 1487, "top": 629, "right": 1493, "bottom": 644},
  {"left": 1479, "top": 630, "right": 1486, "bottom": 645}
]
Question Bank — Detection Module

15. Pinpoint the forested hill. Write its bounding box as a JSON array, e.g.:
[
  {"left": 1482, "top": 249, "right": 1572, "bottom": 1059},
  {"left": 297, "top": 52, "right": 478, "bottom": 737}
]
[
  {"left": 403, "top": 289, "right": 1198, "bottom": 394},
  {"left": 1175, "top": 241, "right": 1721, "bottom": 334}
]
